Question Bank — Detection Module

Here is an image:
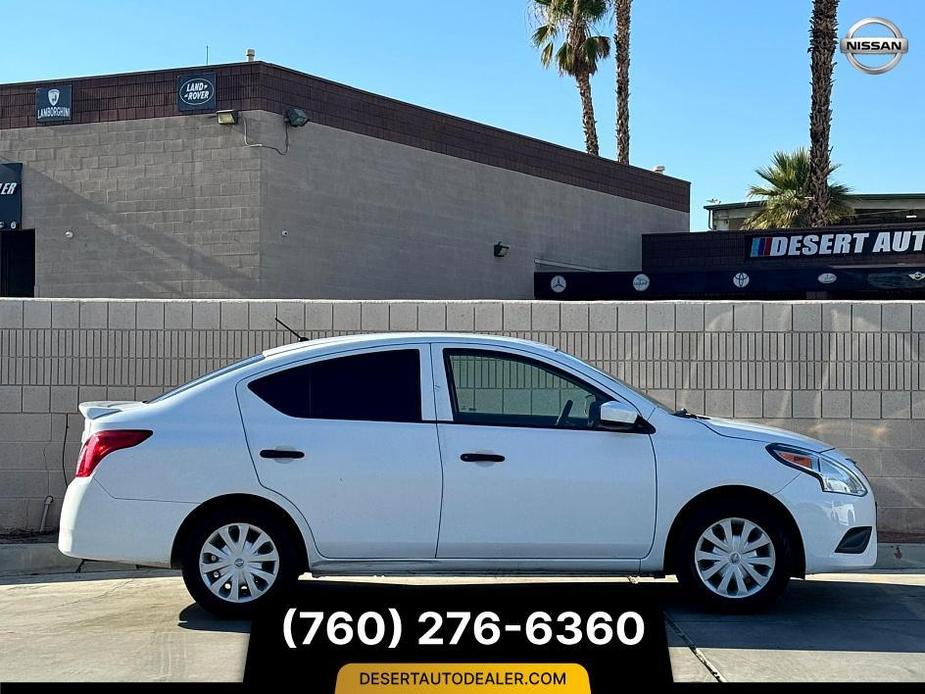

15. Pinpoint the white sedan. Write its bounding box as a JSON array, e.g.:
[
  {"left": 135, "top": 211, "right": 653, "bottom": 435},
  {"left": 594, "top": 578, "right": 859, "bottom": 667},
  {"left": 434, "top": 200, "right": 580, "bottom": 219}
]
[{"left": 59, "top": 333, "right": 876, "bottom": 616}]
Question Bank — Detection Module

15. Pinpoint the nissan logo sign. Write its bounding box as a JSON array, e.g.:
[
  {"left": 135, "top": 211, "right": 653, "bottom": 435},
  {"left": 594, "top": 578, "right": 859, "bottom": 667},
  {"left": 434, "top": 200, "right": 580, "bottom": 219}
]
[{"left": 840, "top": 17, "right": 908, "bottom": 74}]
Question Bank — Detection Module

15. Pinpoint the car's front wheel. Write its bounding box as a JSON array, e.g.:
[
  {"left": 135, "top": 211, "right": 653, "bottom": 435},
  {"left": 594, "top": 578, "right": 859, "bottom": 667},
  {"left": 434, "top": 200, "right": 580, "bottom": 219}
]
[
  {"left": 180, "top": 508, "right": 301, "bottom": 618},
  {"left": 675, "top": 501, "right": 793, "bottom": 611}
]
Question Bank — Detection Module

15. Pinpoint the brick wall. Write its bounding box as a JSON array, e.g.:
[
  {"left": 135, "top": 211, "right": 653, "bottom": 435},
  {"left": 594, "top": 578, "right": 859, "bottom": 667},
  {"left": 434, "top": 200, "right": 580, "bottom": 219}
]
[{"left": 0, "top": 298, "right": 922, "bottom": 537}]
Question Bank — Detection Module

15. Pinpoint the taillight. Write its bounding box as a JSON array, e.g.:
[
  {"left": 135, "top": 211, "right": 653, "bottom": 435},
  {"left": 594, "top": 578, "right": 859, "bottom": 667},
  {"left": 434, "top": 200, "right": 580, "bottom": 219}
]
[{"left": 75, "top": 430, "right": 152, "bottom": 478}]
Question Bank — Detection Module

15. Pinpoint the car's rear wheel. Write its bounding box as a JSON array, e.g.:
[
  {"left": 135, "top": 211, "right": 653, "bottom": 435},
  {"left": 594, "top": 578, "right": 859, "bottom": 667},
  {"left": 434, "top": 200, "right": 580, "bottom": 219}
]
[
  {"left": 675, "top": 501, "right": 793, "bottom": 612},
  {"left": 180, "top": 507, "right": 301, "bottom": 618}
]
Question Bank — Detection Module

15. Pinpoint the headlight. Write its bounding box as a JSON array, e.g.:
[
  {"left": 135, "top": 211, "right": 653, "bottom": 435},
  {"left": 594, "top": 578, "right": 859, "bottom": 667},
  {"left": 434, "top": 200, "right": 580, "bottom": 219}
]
[{"left": 767, "top": 444, "right": 867, "bottom": 496}]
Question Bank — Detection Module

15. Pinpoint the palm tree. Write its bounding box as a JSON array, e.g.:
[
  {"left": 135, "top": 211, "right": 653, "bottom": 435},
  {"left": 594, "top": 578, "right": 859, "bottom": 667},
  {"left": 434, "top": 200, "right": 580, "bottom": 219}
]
[
  {"left": 808, "top": 0, "right": 839, "bottom": 227},
  {"left": 742, "top": 149, "right": 852, "bottom": 229},
  {"left": 533, "top": 0, "right": 611, "bottom": 156},
  {"left": 613, "top": 0, "right": 631, "bottom": 164}
]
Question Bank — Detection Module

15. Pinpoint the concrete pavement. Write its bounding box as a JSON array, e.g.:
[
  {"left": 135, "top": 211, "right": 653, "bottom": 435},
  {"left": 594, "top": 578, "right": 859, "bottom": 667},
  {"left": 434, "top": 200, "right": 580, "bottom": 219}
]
[
  {"left": 663, "top": 572, "right": 925, "bottom": 682},
  {"left": 0, "top": 570, "right": 923, "bottom": 682}
]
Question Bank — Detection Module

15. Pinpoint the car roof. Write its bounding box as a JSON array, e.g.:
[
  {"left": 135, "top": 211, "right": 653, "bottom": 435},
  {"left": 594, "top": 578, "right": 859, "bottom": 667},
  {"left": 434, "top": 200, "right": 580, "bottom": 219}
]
[{"left": 262, "top": 332, "right": 557, "bottom": 360}]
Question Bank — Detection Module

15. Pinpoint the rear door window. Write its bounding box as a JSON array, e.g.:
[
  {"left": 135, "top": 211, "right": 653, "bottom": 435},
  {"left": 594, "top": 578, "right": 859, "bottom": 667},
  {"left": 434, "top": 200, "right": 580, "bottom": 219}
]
[{"left": 248, "top": 349, "right": 422, "bottom": 422}]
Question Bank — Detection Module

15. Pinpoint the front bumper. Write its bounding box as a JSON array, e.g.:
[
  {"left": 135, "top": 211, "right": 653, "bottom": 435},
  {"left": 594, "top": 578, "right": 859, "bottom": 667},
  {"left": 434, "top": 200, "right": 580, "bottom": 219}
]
[
  {"left": 58, "top": 477, "right": 196, "bottom": 568},
  {"left": 774, "top": 471, "right": 878, "bottom": 574}
]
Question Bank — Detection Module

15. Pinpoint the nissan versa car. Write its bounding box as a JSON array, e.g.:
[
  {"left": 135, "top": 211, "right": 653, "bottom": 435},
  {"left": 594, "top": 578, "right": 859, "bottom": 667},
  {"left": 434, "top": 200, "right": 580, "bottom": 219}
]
[{"left": 59, "top": 334, "right": 876, "bottom": 616}]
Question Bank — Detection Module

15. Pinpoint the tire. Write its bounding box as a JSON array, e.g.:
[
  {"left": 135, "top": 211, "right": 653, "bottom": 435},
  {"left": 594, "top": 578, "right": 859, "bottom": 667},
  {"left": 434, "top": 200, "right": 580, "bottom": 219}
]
[
  {"left": 180, "top": 506, "right": 302, "bottom": 619},
  {"left": 674, "top": 499, "right": 793, "bottom": 612}
]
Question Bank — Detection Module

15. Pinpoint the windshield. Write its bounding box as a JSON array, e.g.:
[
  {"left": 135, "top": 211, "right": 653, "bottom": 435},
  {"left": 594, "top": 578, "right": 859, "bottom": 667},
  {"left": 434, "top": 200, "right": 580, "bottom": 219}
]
[{"left": 148, "top": 354, "right": 265, "bottom": 403}]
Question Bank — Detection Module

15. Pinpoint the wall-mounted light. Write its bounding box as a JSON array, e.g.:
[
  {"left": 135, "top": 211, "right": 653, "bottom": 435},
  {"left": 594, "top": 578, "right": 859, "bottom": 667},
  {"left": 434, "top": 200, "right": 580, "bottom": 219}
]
[
  {"left": 216, "top": 109, "right": 239, "bottom": 125},
  {"left": 493, "top": 242, "right": 510, "bottom": 258},
  {"left": 280, "top": 229, "right": 289, "bottom": 238},
  {"left": 64, "top": 229, "right": 74, "bottom": 239},
  {"left": 285, "top": 107, "right": 309, "bottom": 127}
]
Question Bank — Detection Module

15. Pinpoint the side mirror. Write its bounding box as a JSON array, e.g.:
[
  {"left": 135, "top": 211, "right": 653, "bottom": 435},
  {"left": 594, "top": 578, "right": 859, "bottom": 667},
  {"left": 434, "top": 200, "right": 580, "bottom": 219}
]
[{"left": 598, "top": 401, "right": 639, "bottom": 429}]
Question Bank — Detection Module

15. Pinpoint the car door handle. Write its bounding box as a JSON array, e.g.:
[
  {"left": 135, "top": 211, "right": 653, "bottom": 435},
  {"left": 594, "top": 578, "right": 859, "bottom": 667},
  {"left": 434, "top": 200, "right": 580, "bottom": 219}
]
[
  {"left": 460, "top": 453, "right": 505, "bottom": 463},
  {"left": 260, "top": 449, "right": 305, "bottom": 459}
]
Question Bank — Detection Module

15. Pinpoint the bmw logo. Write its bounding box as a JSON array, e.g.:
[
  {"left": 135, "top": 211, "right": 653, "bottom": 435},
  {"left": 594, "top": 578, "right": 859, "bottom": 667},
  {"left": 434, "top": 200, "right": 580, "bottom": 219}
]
[{"left": 732, "top": 272, "right": 750, "bottom": 288}]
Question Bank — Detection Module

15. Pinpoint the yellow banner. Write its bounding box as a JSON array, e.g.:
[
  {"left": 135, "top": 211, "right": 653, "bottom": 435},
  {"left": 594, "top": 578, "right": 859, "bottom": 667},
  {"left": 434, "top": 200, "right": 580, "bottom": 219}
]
[{"left": 335, "top": 663, "right": 589, "bottom": 693}]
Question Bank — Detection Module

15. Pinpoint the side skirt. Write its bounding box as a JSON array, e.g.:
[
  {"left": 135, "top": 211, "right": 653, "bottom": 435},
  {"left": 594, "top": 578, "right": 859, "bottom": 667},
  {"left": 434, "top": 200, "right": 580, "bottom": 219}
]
[{"left": 308, "top": 558, "right": 647, "bottom": 577}]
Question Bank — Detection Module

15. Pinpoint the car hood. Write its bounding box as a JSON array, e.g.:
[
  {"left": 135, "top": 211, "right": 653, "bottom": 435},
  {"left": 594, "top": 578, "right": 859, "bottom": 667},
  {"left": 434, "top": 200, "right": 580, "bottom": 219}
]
[{"left": 699, "top": 417, "right": 833, "bottom": 452}]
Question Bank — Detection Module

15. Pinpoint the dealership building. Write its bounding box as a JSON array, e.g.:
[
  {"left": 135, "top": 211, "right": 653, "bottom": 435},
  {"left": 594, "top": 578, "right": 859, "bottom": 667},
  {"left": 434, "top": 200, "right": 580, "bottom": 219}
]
[
  {"left": 537, "top": 186, "right": 925, "bottom": 303},
  {"left": 0, "top": 60, "right": 689, "bottom": 299},
  {"left": 537, "top": 221, "right": 925, "bottom": 300},
  {"left": 706, "top": 193, "right": 925, "bottom": 231}
]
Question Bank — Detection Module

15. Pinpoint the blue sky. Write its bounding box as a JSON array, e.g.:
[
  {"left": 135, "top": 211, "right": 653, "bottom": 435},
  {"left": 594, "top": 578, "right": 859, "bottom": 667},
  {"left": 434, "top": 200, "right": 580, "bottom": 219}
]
[{"left": 2, "top": 0, "right": 922, "bottom": 230}]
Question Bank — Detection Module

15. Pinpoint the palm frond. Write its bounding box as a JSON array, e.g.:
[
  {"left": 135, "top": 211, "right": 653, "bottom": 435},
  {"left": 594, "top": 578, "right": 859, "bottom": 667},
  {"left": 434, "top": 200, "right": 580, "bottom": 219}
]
[
  {"left": 743, "top": 148, "right": 853, "bottom": 229},
  {"left": 584, "top": 35, "right": 611, "bottom": 64},
  {"left": 530, "top": 0, "right": 610, "bottom": 77},
  {"left": 531, "top": 24, "right": 554, "bottom": 47},
  {"left": 539, "top": 41, "right": 555, "bottom": 67}
]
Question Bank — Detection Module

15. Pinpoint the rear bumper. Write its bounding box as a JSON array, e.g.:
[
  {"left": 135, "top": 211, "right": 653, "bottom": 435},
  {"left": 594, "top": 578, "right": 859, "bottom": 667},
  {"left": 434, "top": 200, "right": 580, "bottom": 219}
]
[
  {"left": 58, "top": 477, "right": 196, "bottom": 568},
  {"left": 775, "top": 472, "right": 878, "bottom": 574}
]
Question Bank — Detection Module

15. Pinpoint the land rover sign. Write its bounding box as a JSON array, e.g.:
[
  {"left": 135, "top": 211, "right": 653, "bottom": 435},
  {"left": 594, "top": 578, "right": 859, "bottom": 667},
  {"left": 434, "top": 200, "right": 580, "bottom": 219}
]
[{"left": 177, "top": 73, "right": 216, "bottom": 112}]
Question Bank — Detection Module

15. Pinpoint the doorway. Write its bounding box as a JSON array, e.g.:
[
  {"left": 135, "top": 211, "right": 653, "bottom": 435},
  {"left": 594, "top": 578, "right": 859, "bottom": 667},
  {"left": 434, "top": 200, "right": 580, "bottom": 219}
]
[{"left": 0, "top": 228, "right": 35, "bottom": 297}]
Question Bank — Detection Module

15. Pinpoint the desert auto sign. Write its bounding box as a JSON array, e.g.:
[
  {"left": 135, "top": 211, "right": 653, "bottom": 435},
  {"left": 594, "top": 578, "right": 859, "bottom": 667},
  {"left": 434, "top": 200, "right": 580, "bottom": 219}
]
[
  {"left": 177, "top": 73, "right": 216, "bottom": 112},
  {"left": 748, "top": 229, "right": 925, "bottom": 260}
]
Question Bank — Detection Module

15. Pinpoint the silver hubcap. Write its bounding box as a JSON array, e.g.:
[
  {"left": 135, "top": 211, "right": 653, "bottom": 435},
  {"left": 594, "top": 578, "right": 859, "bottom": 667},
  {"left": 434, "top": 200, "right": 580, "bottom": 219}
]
[
  {"left": 695, "top": 517, "right": 776, "bottom": 599},
  {"left": 199, "top": 523, "right": 280, "bottom": 604}
]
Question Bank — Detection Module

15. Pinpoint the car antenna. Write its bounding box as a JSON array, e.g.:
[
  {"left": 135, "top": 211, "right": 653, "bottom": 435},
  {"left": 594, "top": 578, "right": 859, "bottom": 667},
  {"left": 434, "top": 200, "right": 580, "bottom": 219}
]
[{"left": 275, "top": 317, "right": 309, "bottom": 342}]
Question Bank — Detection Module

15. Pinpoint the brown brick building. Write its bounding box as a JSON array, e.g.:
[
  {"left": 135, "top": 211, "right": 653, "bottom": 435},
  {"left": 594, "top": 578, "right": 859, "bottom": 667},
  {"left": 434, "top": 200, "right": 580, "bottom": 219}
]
[{"left": 0, "top": 61, "right": 689, "bottom": 299}]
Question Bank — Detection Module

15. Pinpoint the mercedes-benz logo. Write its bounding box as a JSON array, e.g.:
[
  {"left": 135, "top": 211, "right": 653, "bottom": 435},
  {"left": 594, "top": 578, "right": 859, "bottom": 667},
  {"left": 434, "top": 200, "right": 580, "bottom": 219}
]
[
  {"left": 550, "top": 275, "right": 567, "bottom": 293},
  {"left": 840, "top": 17, "right": 908, "bottom": 75}
]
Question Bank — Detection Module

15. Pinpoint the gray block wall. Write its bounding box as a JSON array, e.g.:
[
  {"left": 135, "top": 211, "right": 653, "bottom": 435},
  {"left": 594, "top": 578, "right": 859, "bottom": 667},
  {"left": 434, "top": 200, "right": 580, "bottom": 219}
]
[
  {"left": 0, "top": 298, "right": 923, "bottom": 537},
  {"left": 255, "top": 111, "right": 688, "bottom": 298},
  {"left": 6, "top": 115, "right": 262, "bottom": 298},
  {"left": 2, "top": 111, "right": 686, "bottom": 300}
]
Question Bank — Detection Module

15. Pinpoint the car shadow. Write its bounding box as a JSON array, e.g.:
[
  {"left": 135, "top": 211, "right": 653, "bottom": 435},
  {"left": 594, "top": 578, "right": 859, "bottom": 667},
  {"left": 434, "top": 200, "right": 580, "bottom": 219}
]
[
  {"left": 659, "top": 575, "right": 925, "bottom": 654},
  {"left": 177, "top": 603, "right": 250, "bottom": 634}
]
